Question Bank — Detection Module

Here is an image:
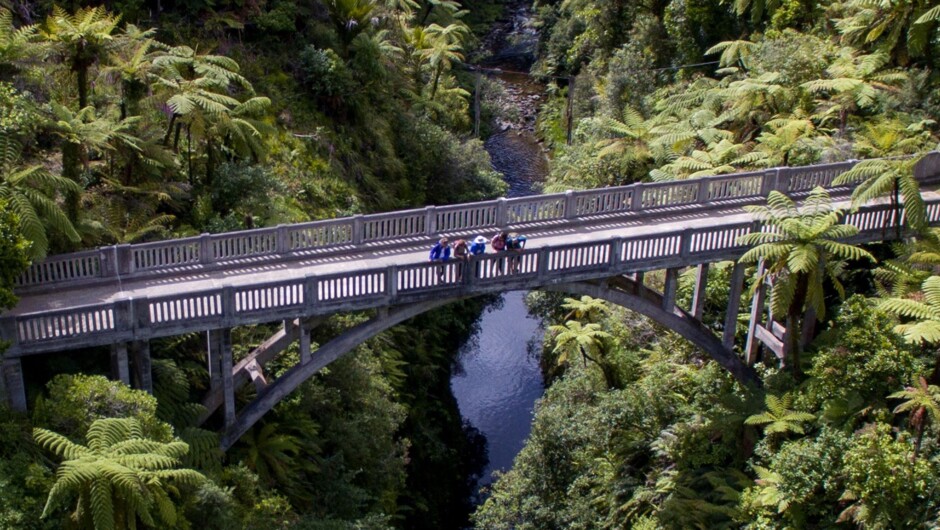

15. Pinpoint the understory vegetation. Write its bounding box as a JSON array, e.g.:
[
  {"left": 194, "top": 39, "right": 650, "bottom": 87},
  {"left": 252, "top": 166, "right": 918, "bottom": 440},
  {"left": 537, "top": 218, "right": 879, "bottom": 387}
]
[
  {"left": 474, "top": 0, "right": 940, "bottom": 528},
  {"left": 5, "top": 0, "right": 940, "bottom": 528},
  {"left": 0, "top": 0, "right": 502, "bottom": 527}
]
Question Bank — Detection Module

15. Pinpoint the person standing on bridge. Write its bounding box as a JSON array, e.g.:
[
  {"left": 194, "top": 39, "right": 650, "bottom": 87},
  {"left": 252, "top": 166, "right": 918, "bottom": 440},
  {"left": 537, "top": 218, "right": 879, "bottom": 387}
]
[
  {"left": 429, "top": 237, "right": 451, "bottom": 281},
  {"left": 491, "top": 231, "right": 508, "bottom": 275},
  {"left": 453, "top": 239, "right": 469, "bottom": 280}
]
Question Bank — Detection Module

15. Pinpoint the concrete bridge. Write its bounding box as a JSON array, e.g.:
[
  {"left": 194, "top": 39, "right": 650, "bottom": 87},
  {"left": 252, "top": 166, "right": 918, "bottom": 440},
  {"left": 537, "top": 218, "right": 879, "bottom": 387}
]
[{"left": 4, "top": 154, "right": 940, "bottom": 449}]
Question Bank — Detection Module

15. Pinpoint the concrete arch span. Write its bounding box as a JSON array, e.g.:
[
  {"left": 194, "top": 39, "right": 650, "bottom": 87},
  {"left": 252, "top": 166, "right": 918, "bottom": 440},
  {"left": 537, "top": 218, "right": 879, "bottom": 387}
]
[{"left": 220, "top": 276, "right": 759, "bottom": 450}]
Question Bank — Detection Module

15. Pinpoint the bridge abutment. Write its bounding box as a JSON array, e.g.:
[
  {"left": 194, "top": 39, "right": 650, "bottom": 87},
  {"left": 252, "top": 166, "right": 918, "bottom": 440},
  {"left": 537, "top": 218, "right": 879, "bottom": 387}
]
[{"left": 2, "top": 357, "right": 25, "bottom": 412}]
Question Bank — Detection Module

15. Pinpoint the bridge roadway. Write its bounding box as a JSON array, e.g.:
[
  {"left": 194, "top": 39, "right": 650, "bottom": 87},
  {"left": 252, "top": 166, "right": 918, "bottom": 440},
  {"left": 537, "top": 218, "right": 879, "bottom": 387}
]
[{"left": 4, "top": 154, "right": 940, "bottom": 448}]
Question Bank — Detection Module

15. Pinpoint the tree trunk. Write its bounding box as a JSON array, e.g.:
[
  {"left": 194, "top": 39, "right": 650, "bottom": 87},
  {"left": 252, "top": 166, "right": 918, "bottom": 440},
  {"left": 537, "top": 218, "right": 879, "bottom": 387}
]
[
  {"left": 75, "top": 56, "right": 89, "bottom": 110},
  {"left": 205, "top": 135, "right": 215, "bottom": 188},
  {"left": 62, "top": 141, "right": 81, "bottom": 221},
  {"left": 784, "top": 273, "right": 809, "bottom": 378},
  {"left": 430, "top": 64, "right": 442, "bottom": 101},
  {"left": 163, "top": 114, "right": 177, "bottom": 146}
]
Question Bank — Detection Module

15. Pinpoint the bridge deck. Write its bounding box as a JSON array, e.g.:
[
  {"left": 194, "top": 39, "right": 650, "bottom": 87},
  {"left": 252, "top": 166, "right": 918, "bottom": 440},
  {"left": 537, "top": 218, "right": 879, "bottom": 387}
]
[
  {"left": 9, "top": 199, "right": 764, "bottom": 317},
  {"left": 6, "top": 151, "right": 940, "bottom": 357}
]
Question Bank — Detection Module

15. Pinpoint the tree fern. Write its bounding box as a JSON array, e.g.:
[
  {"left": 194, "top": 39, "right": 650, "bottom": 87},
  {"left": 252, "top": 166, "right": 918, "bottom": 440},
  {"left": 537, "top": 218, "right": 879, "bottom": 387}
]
[
  {"left": 36, "top": 417, "right": 204, "bottom": 529},
  {"left": 737, "top": 187, "right": 874, "bottom": 374},
  {"left": 0, "top": 130, "right": 80, "bottom": 257}
]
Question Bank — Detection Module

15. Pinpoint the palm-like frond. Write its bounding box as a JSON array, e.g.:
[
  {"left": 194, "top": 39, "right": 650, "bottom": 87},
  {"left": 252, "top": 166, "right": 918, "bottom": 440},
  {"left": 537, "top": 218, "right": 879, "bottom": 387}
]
[
  {"left": 880, "top": 276, "right": 940, "bottom": 344},
  {"left": 738, "top": 187, "right": 874, "bottom": 320},
  {"left": 0, "top": 131, "right": 79, "bottom": 257},
  {"left": 36, "top": 417, "right": 204, "bottom": 528}
]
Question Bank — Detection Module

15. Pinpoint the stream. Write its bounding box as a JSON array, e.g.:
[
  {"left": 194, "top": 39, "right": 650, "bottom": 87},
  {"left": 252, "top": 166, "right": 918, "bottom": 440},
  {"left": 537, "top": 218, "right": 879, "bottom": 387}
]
[{"left": 450, "top": 2, "right": 548, "bottom": 497}]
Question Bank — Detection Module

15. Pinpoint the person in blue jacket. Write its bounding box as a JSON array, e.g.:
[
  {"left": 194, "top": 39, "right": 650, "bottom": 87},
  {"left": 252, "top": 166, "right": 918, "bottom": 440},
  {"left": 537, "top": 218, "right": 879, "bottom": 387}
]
[
  {"left": 429, "top": 237, "right": 451, "bottom": 281},
  {"left": 469, "top": 235, "right": 487, "bottom": 255},
  {"left": 429, "top": 237, "right": 451, "bottom": 261}
]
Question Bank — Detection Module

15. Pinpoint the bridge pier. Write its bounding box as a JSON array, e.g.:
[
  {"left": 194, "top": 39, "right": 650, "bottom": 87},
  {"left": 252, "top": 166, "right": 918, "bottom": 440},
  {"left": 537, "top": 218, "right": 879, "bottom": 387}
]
[
  {"left": 745, "top": 262, "right": 767, "bottom": 365},
  {"left": 111, "top": 344, "right": 131, "bottom": 386},
  {"left": 662, "top": 268, "right": 679, "bottom": 311},
  {"left": 130, "top": 341, "right": 152, "bottom": 394},
  {"left": 2, "top": 357, "right": 26, "bottom": 412},
  {"left": 691, "top": 264, "right": 709, "bottom": 319},
  {"left": 723, "top": 262, "right": 746, "bottom": 350},
  {"left": 208, "top": 329, "right": 235, "bottom": 428}
]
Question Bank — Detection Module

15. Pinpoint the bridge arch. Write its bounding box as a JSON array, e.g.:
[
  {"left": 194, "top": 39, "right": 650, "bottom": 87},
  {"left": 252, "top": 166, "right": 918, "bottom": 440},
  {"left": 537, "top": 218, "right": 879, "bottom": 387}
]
[{"left": 219, "top": 276, "right": 759, "bottom": 450}]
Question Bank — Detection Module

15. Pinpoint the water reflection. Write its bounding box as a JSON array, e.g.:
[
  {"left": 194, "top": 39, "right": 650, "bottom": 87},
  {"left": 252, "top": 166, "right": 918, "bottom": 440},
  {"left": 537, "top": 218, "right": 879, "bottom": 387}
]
[{"left": 451, "top": 291, "right": 544, "bottom": 489}]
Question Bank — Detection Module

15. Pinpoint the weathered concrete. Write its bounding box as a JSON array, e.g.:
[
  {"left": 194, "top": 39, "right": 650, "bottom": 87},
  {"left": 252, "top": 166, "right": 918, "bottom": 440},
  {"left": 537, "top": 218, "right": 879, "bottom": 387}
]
[
  {"left": 723, "top": 262, "right": 746, "bottom": 350},
  {"left": 544, "top": 278, "right": 760, "bottom": 388}
]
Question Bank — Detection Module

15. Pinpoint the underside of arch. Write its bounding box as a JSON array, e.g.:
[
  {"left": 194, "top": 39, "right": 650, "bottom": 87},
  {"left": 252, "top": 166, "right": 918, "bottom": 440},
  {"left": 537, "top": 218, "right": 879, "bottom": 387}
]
[
  {"left": 540, "top": 276, "right": 760, "bottom": 388},
  {"left": 221, "top": 274, "right": 760, "bottom": 450},
  {"left": 220, "top": 297, "right": 460, "bottom": 450}
]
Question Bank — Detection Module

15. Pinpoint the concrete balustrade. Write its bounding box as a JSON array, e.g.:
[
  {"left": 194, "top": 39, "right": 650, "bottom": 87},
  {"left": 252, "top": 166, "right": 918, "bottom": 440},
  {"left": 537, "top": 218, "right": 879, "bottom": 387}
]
[
  {"left": 19, "top": 154, "right": 940, "bottom": 292},
  {"left": 5, "top": 194, "right": 938, "bottom": 357}
]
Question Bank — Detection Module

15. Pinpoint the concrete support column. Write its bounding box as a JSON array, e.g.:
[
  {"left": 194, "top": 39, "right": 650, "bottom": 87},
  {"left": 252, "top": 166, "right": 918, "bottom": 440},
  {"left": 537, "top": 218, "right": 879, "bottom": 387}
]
[
  {"left": 662, "top": 268, "right": 679, "bottom": 311},
  {"left": 300, "top": 319, "right": 312, "bottom": 365},
  {"left": 209, "top": 328, "right": 236, "bottom": 428},
  {"left": 723, "top": 262, "right": 746, "bottom": 350},
  {"left": 691, "top": 263, "right": 710, "bottom": 319},
  {"left": 2, "top": 357, "right": 26, "bottom": 412},
  {"left": 745, "top": 262, "right": 767, "bottom": 365},
  {"left": 111, "top": 343, "right": 131, "bottom": 386},
  {"left": 130, "top": 340, "right": 152, "bottom": 394},
  {"left": 634, "top": 272, "right": 645, "bottom": 295}
]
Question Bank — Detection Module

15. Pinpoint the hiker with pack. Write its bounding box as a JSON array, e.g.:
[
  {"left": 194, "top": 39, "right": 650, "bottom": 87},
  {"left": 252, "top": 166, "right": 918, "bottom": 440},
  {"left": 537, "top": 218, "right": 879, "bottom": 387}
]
[{"left": 506, "top": 232, "right": 527, "bottom": 273}]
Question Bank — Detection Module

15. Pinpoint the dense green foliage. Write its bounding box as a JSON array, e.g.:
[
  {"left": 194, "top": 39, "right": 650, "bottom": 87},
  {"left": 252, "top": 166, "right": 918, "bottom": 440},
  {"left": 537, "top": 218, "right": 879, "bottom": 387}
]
[
  {"left": 6, "top": 0, "right": 940, "bottom": 527},
  {"left": 0, "top": 0, "right": 504, "bottom": 528},
  {"left": 474, "top": 0, "right": 940, "bottom": 528}
]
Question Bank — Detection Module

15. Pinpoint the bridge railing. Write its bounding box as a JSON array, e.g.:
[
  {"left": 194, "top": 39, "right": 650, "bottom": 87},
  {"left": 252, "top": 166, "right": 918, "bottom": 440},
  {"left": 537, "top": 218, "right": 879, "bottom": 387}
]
[
  {"left": 13, "top": 152, "right": 940, "bottom": 291},
  {"left": 7, "top": 195, "right": 939, "bottom": 354}
]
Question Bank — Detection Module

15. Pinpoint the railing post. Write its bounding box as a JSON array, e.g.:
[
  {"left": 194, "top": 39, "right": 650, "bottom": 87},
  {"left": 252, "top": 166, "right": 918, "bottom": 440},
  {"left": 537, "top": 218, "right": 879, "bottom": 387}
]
[
  {"left": 537, "top": 248, "right": 550, "bottom": 280},
  {"left": 775, "top": 168, "right": 791, "bottom": 193},
  {"left": 99, "top": 246, "right": 117, "bottom": 277},
  {"left": 132, "top": 297, "right": 150, "bottom": 332},
  {"left": 387, "top": 265, "right": 398, "bottom": 300},
  {"left": 760, "top": 169, "right": 778, "bottom": 196},
  {"left": 426, "top": 206, "right": 438, "bottom": 235},
  {"left": 113, "top": 299, "right": 132, "bottom": 335},
  {"left": 693, "top": 179, "right": 705, "bottom": 205},
  {"left": 609, "top": 238, "right": 622, "bottom": 271},
  {"left": 496, "top": 198, "right": 509, "bottom": 227},
  {"left": 352, "top": 215, "right": 364, "bottom": 245},
  {"left": 199, "top": 233, "right": 212, "bottom": 265},
  {"left": 304, "top": 275, "right": 318, "bottom": 311},
  {"left": 564, "top": 190, "right": 577, "bottom": 219},
  {"left": 680, "top": 228, "right": 694, "bottom": 259},
  {"left": 631, "top": 184, "right": 645, "bottom": 210},
  {"left": 276, "top": 225, "right": 290, "bottom": 254},
  {"left": 116, "top": 244, "right": 133, "bottom": 275},
  {"left": 221, "top": 285, "right": 235, "bottom": 326}
]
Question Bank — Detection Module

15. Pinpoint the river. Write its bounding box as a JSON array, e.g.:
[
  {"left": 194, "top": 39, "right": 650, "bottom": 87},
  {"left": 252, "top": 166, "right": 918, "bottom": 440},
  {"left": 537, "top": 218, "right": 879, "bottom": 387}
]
[{"left": 450, "top": 2, "right": 548, "bottom": 496}]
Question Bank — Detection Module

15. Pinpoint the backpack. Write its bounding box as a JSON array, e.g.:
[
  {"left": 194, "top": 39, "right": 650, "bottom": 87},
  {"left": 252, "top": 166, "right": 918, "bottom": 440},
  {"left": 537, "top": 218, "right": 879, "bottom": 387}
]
[{"left": 507, "top": 233, "right": 526, "bottom": 250}]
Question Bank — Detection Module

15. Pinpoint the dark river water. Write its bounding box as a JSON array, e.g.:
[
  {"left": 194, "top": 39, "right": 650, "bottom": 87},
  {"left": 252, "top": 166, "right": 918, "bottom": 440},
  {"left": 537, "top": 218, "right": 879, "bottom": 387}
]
[{"left": 450, "top": 4, "right": 549, "bottom": 494}]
